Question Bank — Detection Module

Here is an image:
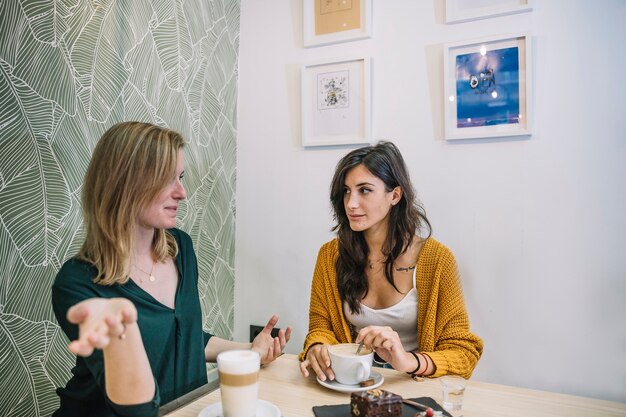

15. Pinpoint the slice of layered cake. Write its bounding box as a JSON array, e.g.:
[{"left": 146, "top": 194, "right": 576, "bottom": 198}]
[{"left": 350, "top": 389, "right": 402, "bottom": 417}]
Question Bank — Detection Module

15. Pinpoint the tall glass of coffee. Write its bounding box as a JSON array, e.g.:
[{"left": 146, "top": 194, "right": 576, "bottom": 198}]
[{"left": 217, "top": 350, "right": 260, "bottom": 417}]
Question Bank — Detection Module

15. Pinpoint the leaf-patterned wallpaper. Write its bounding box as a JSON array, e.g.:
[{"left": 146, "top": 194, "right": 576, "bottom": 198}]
[{"left": 0, "top": 0, "right": 240, "bottom": 415}]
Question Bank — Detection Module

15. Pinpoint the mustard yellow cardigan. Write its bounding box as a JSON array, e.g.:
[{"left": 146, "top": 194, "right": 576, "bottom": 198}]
[{"left": 299, "top": 238, "right": 483, "bottom": 378}]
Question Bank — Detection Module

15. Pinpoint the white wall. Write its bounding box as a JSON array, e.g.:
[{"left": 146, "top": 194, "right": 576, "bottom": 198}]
[{"left": 235, "top": 0, "right": 626, "bottom": 402}]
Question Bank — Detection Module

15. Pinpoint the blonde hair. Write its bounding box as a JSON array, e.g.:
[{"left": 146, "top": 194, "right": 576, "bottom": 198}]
[{"left": 78, "top": 121, "right": 186, "bottom": 285}]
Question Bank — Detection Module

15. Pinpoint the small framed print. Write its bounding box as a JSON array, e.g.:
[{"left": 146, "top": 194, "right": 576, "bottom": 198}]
[
  {"left": 445, "top": 0, "right": 533, "bottom": 24},
  {"left": 303, "top": 0, "right": 372, "bottom": 48},
  {"left": 301, "top": 57, "right": 371, "bottom": 147},
  {"left": 443, "top": 33, "right": 532, "bottom": 140}
]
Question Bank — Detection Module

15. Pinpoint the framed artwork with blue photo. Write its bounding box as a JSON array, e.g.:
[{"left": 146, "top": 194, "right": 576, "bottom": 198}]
[{"left": 443, "top": 33, "right": 532, "bottom": 140}]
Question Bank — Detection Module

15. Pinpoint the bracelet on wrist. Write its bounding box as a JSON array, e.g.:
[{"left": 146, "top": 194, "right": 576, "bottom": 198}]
[
  {"left": 419, "top": 353, "right": 427, "bottom": 375},
  {"left": 406, "top": 351, "right": 421, "bottom": 375}
]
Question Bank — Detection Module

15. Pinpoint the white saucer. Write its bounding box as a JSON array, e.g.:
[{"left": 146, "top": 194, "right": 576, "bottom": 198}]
[
  {"left": 198, "top": 399, "right": 280, "bottom": 417},
  {"left": 316, "top": 370, "right": 384, "bottom": 393}
]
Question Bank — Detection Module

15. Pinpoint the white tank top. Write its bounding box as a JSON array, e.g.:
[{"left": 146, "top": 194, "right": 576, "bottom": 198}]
[{"left": 344, "top": 268, "right": 419, "bottom": 352}]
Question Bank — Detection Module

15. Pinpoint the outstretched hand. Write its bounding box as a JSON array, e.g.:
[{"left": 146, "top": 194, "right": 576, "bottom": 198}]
[
  {"left": 66, "top": 298, "right": 137, "bottom": 357},
  {"left": 251, "top": 314, "right": 292, "bottom": 365}
]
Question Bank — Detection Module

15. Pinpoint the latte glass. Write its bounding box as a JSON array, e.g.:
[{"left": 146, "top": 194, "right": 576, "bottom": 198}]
[{"left": 217, "top": 350, "right": 260, "bottom": 417}]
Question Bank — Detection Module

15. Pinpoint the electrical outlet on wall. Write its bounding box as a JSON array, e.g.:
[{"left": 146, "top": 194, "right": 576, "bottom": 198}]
[{"left": 249, "top": 325, "right": 281, "bottom": 342}]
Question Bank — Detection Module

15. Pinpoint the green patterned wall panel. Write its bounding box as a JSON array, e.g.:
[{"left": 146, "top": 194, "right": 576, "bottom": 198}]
[{"left": 0, "top": 0, "right": 240, "bottom": 415}]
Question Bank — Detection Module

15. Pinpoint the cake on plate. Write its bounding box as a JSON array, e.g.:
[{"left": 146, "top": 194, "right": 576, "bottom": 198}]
[{"left": 350, "top": 389, "right": 402, "bottom": 417}]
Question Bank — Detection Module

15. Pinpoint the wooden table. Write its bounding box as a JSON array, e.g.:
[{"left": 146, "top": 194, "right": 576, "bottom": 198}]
[{"left": 164, "top": 354, "right": 626, "bottom": 417}]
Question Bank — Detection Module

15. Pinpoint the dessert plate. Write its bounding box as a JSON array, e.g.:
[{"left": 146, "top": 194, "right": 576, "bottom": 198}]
[
  {"left": 198, "top": 399, "right": 280, "bottom": 417},
  {"left": 316, "top": 370, "right": 384, "bottom": 393}
]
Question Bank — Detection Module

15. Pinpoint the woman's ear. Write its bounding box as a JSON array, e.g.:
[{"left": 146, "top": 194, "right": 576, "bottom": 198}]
[{"left": 391, "top": 186, "right": 403, "bottom": 205}]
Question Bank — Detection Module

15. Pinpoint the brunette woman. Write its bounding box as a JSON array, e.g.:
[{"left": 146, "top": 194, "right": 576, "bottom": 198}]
[{"left": 299, "top": 141, "right": 482, "bottom": 382}]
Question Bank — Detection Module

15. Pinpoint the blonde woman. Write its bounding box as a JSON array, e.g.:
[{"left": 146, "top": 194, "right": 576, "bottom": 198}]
[
  {"left": 299, "top": 142, "right": 482, "bottom": 382},
  {"left": 52, "top": 122, "right": 291, "bottom": 417}
]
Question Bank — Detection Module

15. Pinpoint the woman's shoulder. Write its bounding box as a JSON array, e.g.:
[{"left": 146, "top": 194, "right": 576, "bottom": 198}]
[
  {"left": 420, "top": 237, "right": 456, "bottom": 263},
  {"left": 318, "top": 238, "right": 339, "bottom": 256},
  {"left": 166, "top": 227, "right": 190, "bottom": 240},
  {"left": 54, "top": 257, "right": 97, "bottom": 287},
  {"left": 167, "top": 227, "right": 193, "bottom": 247}
]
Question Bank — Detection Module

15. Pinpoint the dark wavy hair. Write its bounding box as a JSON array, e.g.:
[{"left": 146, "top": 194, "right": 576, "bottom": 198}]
[{"left": 330, "top": 141, "right": 431, "bottom": 314}]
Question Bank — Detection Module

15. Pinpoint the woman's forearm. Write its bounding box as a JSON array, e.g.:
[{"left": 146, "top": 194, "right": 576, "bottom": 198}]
[
  {"left": 204, "top": 336, "right": 252, "bottom": 362},
  {"left": 103, "top": 322, "right": 155, "bottom": 404}
]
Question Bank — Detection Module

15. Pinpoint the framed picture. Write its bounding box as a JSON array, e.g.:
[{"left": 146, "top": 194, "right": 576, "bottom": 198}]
[
  {"left": 301, "top": 57, "right": 371, "bottom": 147},
  {"left": 303, "top": 0, "right": 372, "bottom": 48},
  {"left": 445, "top": 0, "right": 533, "bottom": 24},
  {"left": 443, "top": 33, "right": 532, "bottom": 140}
]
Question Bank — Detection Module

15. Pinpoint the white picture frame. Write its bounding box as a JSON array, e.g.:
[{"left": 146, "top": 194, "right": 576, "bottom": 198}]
[
  {"left": 443, "top": 33, "right": 532, "bottom": 140},
  {"left": 303, "top": 0, "right": 372, "bottom": 48},
  {"left": 301, "top": 57, "right": 371, "bottom": 147},
  {"left": 445, "top": 0, "right": 533, "bottom": 24}
]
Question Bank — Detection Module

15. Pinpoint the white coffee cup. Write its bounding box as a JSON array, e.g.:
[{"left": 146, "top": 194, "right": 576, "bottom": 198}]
[
  {"left": 328, "top": 343, "right": 373, "bottom": 385},
  {"left": 217, "top": 350, "right": 260, "bottom": 417}
]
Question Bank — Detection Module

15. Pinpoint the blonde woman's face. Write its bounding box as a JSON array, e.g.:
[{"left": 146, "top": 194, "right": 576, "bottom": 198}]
[
  {"left": 138, "top": 150, "right": 186, "bottom": 230},
  {"left": 343, "top": 164, "right": 401, "bottom": 235}
]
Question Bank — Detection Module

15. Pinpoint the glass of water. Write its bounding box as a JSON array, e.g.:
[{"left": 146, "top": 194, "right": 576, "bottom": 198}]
[{"left": 440, "top": 375, "right": 467, "bottom": 411}]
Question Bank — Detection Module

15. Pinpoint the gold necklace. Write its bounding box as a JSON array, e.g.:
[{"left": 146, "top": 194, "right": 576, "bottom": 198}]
[
  {"left": 368, "top": 257, "right": 386, "bottom": 269},
  {"left": 134, "top": 260, "right": 156, "bottom": 283}
]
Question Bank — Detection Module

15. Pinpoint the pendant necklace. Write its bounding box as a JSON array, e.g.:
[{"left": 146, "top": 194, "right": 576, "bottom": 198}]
[
  {"left": 368, "top": 262, "right": 375, "bottom": 269},
  {"left": 135, "top": 260, "right": 156, "bottom": 283},
  {"left": 368, "top": 257, "right": 385, "bottom": 269}
]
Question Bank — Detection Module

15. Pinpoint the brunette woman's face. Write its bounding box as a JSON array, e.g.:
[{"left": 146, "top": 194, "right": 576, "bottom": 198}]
[
  {"left": 343, "top": 164, "right": 401, "bottom": 234},
  {"left": 138, "top": 150, "right": 186, "bottom": 231}
]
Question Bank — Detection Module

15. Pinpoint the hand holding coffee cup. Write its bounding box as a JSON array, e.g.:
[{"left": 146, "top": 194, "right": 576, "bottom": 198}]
[
  {"left": 217, "top": 350, "right": 260, "bottom": 417},
  {"left": 328, "top": 343, "right": 373, "bottom": 385}
]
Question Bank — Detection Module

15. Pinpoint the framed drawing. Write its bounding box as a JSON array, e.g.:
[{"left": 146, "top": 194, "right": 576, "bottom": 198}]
[
  {"left": 446, "top": 0, "right": 533, "bottom": 24},
  {"left": 303, "top": 0, "right": 372, "bottom": 47},
  {"left": 443, "top": 33, "right": 532, "bottom": 140},
  {"left": 301, "top": 57, "right": 371, "bottom": 147}
]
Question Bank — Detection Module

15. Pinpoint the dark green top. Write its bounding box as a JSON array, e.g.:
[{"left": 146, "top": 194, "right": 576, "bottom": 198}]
[{"left": 52, "top": 228, "right": 213, "bottom": 417}]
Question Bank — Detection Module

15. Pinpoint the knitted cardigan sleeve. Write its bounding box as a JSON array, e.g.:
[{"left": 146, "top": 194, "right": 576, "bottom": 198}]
[
  {"left": 299, "top": 240, "right": 351, "bottom": 361},
  {"left": 417, "top": 240, "right": 483, "bottom": 378}
]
